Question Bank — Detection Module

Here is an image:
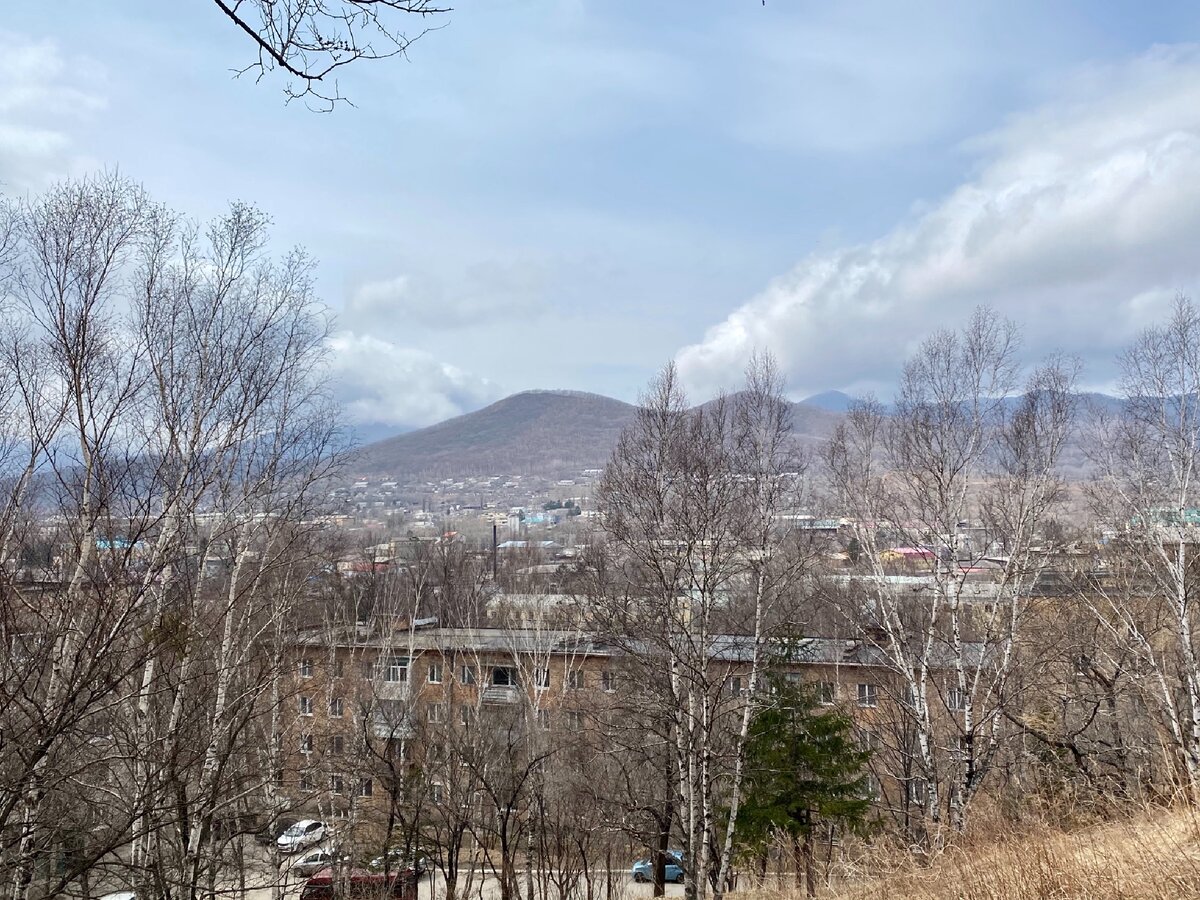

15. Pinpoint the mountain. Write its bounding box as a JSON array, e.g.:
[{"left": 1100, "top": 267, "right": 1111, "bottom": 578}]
[
  {"left": 801, "top": 389, "right": 860, "bottom": 412},
  {"left": 348, "top": 389, "right": 848, "bottom": 481},
  {"left": 345, "top": 386, "right": 1131, "bottom": 483},
  {"left": 348, "top": 390, "right": 638, "bottom": 479},
  {"left": 789, "top": 399, "right": 846, "bottom": 439}
]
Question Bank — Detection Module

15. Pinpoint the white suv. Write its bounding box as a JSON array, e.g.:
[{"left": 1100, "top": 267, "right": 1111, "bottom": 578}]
[{"left": 276, "top": 819, "right": 327, "bottom": 854}]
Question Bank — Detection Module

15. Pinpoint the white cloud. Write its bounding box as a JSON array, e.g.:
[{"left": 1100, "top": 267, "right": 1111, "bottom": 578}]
[
  {"left": 0, "top": 32, "right": 104, "bottom": 191},
  {"left": 677, "top": 46, "right": 1200, "bottom": 399},
  {"left": 328, "top": 331, "right": 500, "bottom": 429},
  {"left": 348, "top": 261, "right": 548, "bottom": 330}
]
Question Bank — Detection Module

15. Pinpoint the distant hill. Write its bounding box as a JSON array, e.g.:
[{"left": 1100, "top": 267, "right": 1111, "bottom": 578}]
[
  {"left": 347, "top": 389, "right": 846, "bottom": 480},
  {"left": 346, "top": 387, "right": 1121, "bottom": 482},
  {"left": 348, "top": 390, "right": 638, "bottom": 479},
  {"left": 788, "top": 400, "right": 846, "bottom": 440},
  {"left": 802, "top": 390, "right": 860, "bottom": 412}
]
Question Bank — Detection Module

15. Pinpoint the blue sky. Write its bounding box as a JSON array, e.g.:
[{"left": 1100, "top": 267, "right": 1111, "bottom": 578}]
[{"left": 6, "top": 1, "right": 1200, "bottom": 432}]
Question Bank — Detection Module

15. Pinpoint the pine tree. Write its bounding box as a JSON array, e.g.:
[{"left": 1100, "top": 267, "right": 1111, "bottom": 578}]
[{"left": 737, "top": 679, "right": 873, "bottom": 897}]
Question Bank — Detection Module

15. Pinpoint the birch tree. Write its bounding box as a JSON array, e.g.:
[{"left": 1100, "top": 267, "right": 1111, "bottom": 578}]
[
  {"left": 0, "top": 174, "right": 341, "bottom": 899},
  {"left": 1087, "top": 296, "right": 1200, "bottom": 801},
  {"left": 824, "top": 307, "right": 1075, "bottom": 843},
  {"left": 594, "top": 354, "right": 802, "bottom": 900}
]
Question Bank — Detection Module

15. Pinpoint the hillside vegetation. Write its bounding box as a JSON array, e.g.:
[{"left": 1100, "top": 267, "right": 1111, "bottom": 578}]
[
  {"left": 759, "top": 808, "right": 1200, "bottom": 900},
  {"left": 349, "top": 390, "right": 638, "bottom": 478},
  {"left": 347, "top": 389, "right": 846, "bottom": 479}
]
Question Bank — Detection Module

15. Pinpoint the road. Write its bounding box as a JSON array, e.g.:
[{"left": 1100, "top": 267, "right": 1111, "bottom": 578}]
[{"left": 243, "top": 856, "right": 689, "bottom": 900}]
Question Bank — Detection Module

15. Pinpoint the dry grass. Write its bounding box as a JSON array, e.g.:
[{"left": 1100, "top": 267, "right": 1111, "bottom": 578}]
[{"left": 738, "top": 808, "right": 1200, "bottom": 900}]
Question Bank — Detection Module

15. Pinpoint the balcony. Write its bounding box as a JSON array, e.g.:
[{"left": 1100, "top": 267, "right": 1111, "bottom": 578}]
[
  {"left": 481, "top": 685, "right": 521, "bottom": 705},
  {"left": 370, "top": 714, "right": 415, "bottom": 740}
]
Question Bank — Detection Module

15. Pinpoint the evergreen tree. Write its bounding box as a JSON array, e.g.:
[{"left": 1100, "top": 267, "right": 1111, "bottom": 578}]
[{"left": 737, "top": 679, "right": 873, "bottom": 897}]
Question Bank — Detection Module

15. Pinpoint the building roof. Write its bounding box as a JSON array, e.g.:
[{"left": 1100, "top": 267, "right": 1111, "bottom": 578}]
[{"left": 293, "top": 624, "right": 979, "bottom": 669}]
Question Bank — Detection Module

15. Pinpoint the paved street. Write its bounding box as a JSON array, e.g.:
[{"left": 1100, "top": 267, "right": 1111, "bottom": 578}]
[{"left": 241, "top": 856, "right": 689, "bottom": 900}]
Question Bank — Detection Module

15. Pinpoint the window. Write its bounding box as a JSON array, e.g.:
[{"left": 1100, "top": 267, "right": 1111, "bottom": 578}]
[
  {"left": 358, "top": 778, "right": 373, "bottom": 798},
  {"left": 331, "top": 774, "right": 344, "bottom": 795},
  {"left": 601, "top": 670, "right": 618, "bottom": 692},
  {"left": 299, "top": 772, "right": 314, "bottom": 792},
  {"left": 362, "top": 660, "right": 377, "bottom": 680},
  {"left": 460, "top": 665, "right": 476, "bottom": 685},
  {"left": 428, "top": 703, "right": 446, "bottom": 724},
  {"left": 329, "top": 697, "right": 344, "bottom": 718},
  {"left": 428, "top": 743, "right": 445, "bottom": 763},
  {"left": 727, "top": 676, "right": 744, "bottom": 697},
  {"left": 384, "top": 656, "right": 408, "bottom": 683},
  {"left": 906, "top": 778, "right": 927, "bottom": 804},
  {"left": 537, "top": 708, "right": 551, "bottom": 730},
  {"left": 334, "top": 807, "right": 350, "bottom": 820},
  {"left": 332, "top": 659, "right": 344, "bottom": 678},
  {"left": 329, "top": 735, "right": 345, "bottom": 756},
  {"left": 299, "top": 695, "right": 314, "bottom": 716},
  {"left": 300, "top": 733, "right": 314, "bottom": 755},
  {"left": 857, "top": 683, "right": 878, "bottom": 708},
  {"left": 492, "top": 666, "right": 515, "bottom": 687},
  {"left": 299, "top": 658, "right": 314, "bottom": 678},
  {"left": 428, "top": 662, "right": 443, "bottom": 684},
  {"left": 565, "top": 710, "right": 583, "bottom": 730},
  {"left": 459, "top": 706, "right": 473, "bottom": 727},
  {"left": 817, "top": 682, "right": 836, "bottom": 706},
  {"left": 947, "top": 687, "right": 967, "bottom": 711},
  {"left": 567, "top": 670, "right": 584, "bottom": 690},
  {"left": 431, "top": 783, "right": 444, "bottom": 803},
  {"left": 785, "top": 671, "right": 803, "bottom": 685},
  {"left": 375, "top": 699, "right": 404, "bottom": 725},
  {"left": 534, "top": 667, "right": 551, "bottom": 689}
]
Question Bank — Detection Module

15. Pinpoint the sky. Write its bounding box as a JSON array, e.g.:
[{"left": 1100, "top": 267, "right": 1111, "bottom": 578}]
[{"left": 6, "top": 1, "right": 1200, "bottom": 435}]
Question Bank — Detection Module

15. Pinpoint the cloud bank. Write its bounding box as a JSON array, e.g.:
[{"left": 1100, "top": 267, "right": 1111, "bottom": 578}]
[
  {"left": 0, "top": 32, "right": 102, "bottom": 191},
  {"left": 348, "top": 260, "right": 547, "bottom": 331},
  {"left": 677, "top": 46, "right": 1200, "bottom": 399},
  {"left": 328, "top": 332, "right": 499, "bottom": 431}
]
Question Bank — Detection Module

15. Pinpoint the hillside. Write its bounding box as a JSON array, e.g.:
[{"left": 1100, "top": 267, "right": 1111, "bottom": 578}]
[
  {"left": 347, "top": 389, "right": 846, "bottom": 480},
  {"left": 802, "top": 389, "right": 861, "bottom": 412},
  {"left": 348, "top": 390, "right": 638, "bottom": 479},
  {"left": 345, "top": 386, "right": 1134, "bottom": 482},
  {"left": 802, "top": 808, "right": 1200, "bottom": 900}
]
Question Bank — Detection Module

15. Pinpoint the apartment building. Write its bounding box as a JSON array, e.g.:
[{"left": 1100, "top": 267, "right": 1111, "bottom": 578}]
[{"left": 280, "top": 621, "right": 907, "bottom": 828}]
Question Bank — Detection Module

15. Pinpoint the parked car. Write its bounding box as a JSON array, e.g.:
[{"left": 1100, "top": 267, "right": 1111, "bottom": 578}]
[
  {"left": 368, "top": 847, "right": 429, "bottom": 877},
  {"left": 292, "top": 848, "right": 349, "bottom": 877},
  {"left": 255, "top": 817, "right": 298, "bottom": 846},
  {"left": 98, "top": 893, "right": 138, "bottom": 900},
  {"left": 300, "top": 869, "right": 416, "bottom": 900},
  {"left": 631, "top": 852, "right": 684, "bottom": 884},
  {"left": 276, "top": 819, "right": 328, "bottom": 854}
]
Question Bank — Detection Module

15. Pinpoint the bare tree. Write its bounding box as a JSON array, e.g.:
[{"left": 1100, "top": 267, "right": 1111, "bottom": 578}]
[
  {"left": 210, "top": 0, "right": 451, "bottom": 109},
  {"left": 0, "top": 173, "right": 341, "bottom": 899},
  {"left": 594, "top": 354, "right": 805, "bottom": 900},
  {"left": 1086, "top": 296, "right": 1200, "bottom": 801},
  {"left": 824, "top": 307, "right": 1075, "bottom": 844}
]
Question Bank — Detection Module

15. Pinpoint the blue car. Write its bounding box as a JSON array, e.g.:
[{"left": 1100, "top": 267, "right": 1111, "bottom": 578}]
[{"left": 631, "top": 852, "right": 684, "bottom": 884}]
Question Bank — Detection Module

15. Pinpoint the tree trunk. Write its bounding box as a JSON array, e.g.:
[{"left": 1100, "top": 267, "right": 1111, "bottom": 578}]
[{"left": 802, "top": 832, "right": 817, "bottom": 900}]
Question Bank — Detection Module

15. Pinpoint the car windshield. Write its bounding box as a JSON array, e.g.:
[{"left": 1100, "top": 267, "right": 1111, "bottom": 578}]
[{"left": 283, "top": 824, "right": 306, "bottom": 837}]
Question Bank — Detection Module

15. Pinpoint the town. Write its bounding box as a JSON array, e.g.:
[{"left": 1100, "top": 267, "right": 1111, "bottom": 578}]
[{"left": 4, "top": 4, "right": 1200, "bottom": 900}]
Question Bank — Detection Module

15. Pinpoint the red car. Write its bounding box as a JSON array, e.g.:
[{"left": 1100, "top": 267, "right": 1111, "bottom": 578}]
[{"left": 300, "top": 868, "right": 417, "bottom": 900}]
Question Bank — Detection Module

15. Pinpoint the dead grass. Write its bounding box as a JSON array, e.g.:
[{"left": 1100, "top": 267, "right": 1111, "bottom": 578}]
[{"left": 738, "top": 807, "right": 1200, "bottom": 900}]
